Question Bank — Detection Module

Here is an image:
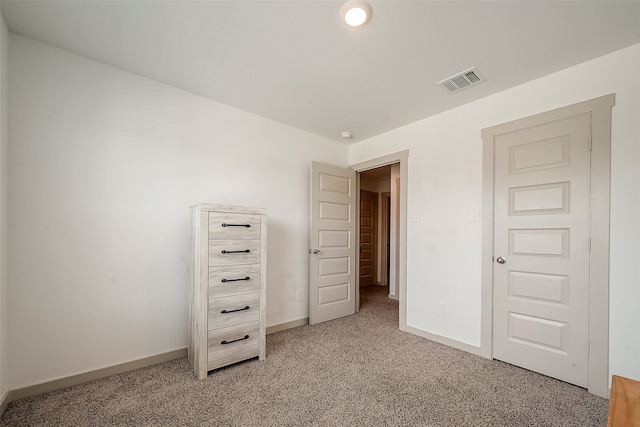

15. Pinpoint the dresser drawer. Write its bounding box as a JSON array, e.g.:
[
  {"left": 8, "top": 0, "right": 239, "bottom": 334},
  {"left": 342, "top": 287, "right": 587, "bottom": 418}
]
[
  {"left": 207, "top": 321, "right": 259, "bottom": 363},
  {"left": 209, "top": 265, "right": 260, "bottom": 298},
  {"left": 209, "top": 240, "right": 261, "bottom": 265},
  {"left": 208, "top": 293, "right": 260, "bottom": 330},
  {"left": 209, "top": 213, "right": 261, "bottom": 240}
]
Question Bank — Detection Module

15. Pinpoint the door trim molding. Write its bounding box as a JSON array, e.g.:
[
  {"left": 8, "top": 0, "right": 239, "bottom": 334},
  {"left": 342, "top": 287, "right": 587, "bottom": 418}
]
[
  {"left": 480, "top": 93, "right": 614, "bottom": 398},
  {"left": 351, "top": 150, "right": 408, "bottom": 329}
]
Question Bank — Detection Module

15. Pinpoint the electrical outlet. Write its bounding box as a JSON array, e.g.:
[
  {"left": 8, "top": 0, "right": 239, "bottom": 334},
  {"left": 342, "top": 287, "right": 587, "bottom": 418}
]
[
  {"left": 297, "top": 289, "right": 305, "bottom": 302},
  {"left": 436, "top": 302, "right": 445, "bottom": 318}
]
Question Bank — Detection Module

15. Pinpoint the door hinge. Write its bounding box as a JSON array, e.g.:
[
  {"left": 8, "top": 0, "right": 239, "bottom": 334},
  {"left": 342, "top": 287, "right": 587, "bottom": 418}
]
[
  {"left": 588, "top": 238, "right": 592, "bottom": 252},
  {"left": 589, "top": 137, "right": 593, "bottom": 151}
]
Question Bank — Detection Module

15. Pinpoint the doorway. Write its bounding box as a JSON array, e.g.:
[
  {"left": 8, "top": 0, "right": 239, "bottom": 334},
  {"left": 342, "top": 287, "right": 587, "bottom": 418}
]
[
  {"left": 352, "top": 150, "right": 408, "bottom": 317},
  {"left": 480, "top": 94, "right": 614, "bottom": 398},
  {"left": 491, "top": 113, "right": 591, "bottom": 387},
  {"left": 309, "top": 150, "right": 408, "bottom": 327},
  {"left": 357, "top": 163, "right": 401, "bottom": 301},
  {"left": 358, "top": 166, "right": 392, "bottom": 294}
]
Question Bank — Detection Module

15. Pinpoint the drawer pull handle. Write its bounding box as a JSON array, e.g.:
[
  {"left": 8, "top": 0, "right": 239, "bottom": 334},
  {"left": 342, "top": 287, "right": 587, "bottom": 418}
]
[
  {"left": 221, "top": 276, "right": 251, "bottom": 283},
  {"left": 221, "top": 335, "right": 250, "bottom": 345},
  {"left": 221, "top": 306, "right": 250, "bottom": 314},
  {"left": 221, "top": 249, "right": 250, "bottom": 254},
  {"left": 221, "top": 223, "right": 251, "bottom": 228}
]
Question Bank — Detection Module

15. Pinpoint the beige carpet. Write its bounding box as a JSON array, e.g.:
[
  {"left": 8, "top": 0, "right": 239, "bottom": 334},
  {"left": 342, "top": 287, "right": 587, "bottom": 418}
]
[{"left": 1, "top": 285, "right": 608, "bottom": 426}]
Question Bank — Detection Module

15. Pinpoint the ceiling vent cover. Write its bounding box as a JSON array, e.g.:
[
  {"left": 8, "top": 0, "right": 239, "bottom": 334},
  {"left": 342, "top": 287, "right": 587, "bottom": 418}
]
[{"left": 437, "top": 67, "right": 485, "bottom": 94}]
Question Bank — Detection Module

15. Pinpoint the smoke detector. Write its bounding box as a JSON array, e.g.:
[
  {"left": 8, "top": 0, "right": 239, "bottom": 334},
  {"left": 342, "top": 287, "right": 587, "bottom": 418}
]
[{"left": 437, "top": 67, "right": 485, "bottom": 94}]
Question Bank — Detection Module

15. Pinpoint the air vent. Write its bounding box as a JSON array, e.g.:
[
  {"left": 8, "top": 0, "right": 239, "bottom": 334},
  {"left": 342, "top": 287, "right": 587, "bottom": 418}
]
[{"left": 437, "top": 67, "right": 485, "bottom": 94}]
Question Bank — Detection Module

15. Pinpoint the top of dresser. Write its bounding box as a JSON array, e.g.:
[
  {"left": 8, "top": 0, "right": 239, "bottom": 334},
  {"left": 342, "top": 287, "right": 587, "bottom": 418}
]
[{"left": 191, "top": 204, "right": 267, "bottom": 215}]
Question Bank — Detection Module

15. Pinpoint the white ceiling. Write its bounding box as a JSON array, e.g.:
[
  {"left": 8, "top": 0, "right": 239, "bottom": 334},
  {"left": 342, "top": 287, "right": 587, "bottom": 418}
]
[{"left": 2, "top": 1, "right": 640, "bottom": 143}]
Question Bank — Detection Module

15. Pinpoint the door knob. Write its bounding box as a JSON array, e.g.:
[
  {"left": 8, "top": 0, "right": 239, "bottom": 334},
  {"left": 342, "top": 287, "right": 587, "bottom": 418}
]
[
  {"left": 496, "top": 256, "right": 506, "bottom": 264},
  {"left": 309, "top": 249, "right": 321, "bottom": 254}
]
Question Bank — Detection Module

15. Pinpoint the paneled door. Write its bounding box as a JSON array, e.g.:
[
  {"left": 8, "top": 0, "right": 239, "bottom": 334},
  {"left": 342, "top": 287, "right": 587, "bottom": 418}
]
[
  {"left": 309, "top": 162, "right": 356, "bottom": 325},
  {"left": 359, "top": 190, "right": 377, "bottom": 286},
  {"left": 493, "top": 113, "right": 591, "bottom": 387}
]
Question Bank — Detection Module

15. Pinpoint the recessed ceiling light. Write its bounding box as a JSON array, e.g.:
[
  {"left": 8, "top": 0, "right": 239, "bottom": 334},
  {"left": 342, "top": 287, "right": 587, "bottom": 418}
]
[{"left": 340, "top": 1, "right": 372, "bottom": 27}]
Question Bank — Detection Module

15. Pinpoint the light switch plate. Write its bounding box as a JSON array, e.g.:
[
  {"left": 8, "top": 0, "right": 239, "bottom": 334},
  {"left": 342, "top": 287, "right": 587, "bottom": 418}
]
[{"left": 469, "top": 205, "right": 480, "bottom": 221}]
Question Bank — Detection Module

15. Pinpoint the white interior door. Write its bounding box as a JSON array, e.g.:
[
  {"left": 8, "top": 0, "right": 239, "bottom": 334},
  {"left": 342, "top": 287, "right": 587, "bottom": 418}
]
[
  {"left": 493, "top": 113, "right": 591, "bottom": 387},
  {"left": 309, "top": 162, "right": 356, "bottom": 325}
]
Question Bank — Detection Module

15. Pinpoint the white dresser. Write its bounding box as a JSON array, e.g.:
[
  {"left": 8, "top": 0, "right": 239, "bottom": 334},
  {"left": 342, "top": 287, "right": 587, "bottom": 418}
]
[{"left": 189, "top": 204, "right": 266, "bottom": 380}]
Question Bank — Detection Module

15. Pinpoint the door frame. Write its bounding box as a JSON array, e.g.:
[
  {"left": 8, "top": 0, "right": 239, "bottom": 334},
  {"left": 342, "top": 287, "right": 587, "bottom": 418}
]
[
  {"left": 351, "top": 150, "right": 408, "bottom": 324},
  {"left": 480, "top": 94, "right": 614, "bottom": 398}
]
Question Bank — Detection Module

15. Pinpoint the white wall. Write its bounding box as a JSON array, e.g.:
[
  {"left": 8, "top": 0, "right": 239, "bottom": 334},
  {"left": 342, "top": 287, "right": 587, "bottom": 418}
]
[
  {"left": 349, "top": 42, "right": 640, "bottom": 381},
  {"left": 8, "top": 34, "right": 348, "bottom": 389},
  {"left": 0, "top": 13, "right": 9, "bottom": 402}
]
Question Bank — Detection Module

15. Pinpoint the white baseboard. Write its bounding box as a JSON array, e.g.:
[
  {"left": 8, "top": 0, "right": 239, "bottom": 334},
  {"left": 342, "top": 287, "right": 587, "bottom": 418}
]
[
  {"left": 266, "top": 317, "right": 308, "bottom": 335},
  {"left": 2, "top": 347, "right": 187, "bottom": 415},
  {"left": 400, "top": 324, "right": 483, "bottom": 357},
  {"left": 0, "top": 389, "right": 10, "bottom": 418}
]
